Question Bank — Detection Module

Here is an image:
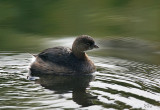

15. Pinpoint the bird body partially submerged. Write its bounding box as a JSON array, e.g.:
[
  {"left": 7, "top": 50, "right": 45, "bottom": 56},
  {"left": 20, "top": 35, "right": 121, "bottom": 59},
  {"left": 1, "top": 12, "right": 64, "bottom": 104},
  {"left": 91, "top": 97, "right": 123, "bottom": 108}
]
[{"left": 30, "top": 35, "right": 99, "bottom": 75}]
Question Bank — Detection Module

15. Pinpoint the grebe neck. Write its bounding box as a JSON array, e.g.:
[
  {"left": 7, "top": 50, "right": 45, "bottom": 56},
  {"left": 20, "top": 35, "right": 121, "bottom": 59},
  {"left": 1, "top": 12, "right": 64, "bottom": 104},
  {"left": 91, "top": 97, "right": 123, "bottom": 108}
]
[{"left": 72, "top": 48, "right": 86, "bottom": 59}]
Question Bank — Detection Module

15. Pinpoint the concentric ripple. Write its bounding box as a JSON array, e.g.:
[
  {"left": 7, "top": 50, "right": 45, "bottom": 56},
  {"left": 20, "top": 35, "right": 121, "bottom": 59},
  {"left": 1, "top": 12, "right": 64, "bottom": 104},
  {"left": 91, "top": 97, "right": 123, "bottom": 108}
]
[
  {"left": 88, "top": 56, "right": 160, "bottom": 110},
  {"left": 0, "top": 52, "right": 160, "bottom": 110}
]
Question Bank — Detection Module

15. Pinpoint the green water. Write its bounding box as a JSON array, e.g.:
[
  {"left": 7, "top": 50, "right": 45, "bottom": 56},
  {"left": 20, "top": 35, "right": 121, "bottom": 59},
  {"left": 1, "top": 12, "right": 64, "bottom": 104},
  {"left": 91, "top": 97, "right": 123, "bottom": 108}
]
[
  {"left": 0, "top": 1, "right": 160, "bottom": 110},
  {"left": 0, "top": 0, "right": 160, "bottom": 50}
]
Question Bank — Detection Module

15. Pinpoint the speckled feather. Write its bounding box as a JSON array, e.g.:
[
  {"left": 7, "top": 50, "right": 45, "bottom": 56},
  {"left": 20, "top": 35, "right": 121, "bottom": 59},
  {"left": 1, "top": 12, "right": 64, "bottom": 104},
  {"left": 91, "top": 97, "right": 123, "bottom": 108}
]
[
  {"left": 37, "top": 46, "right": 92, "bottom": 73},
  {"left": 38, "top": 46, "right": 72, "bottom": 65}
]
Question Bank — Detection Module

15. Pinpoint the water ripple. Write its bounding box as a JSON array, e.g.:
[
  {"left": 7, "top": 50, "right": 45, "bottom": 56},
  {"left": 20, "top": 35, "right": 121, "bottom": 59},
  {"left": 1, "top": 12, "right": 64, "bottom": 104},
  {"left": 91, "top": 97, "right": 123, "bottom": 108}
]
[{"left": 0, "top": 52, "right": 160, "bottom": 110}]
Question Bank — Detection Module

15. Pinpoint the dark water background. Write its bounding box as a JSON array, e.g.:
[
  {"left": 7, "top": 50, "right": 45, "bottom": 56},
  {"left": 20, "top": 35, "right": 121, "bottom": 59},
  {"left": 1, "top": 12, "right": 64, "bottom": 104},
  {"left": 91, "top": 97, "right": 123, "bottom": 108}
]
[{"left": 0, "top": 0, "right": 160, "bottom": 110}]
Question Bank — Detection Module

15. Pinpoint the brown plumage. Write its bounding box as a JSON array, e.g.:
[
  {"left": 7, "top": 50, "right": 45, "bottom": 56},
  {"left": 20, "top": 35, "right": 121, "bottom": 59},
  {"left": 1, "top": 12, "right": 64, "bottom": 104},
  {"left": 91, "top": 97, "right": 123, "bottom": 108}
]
[{"left": 30, "top": 35, "right": 99, "bottom": 75}]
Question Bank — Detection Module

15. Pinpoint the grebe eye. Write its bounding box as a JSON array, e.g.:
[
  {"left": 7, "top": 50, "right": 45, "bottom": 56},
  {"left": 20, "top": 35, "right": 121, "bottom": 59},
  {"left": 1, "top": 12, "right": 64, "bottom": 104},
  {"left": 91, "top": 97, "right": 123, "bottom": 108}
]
[{"left": 86, "top": 43, "right": 90, "bottom": 46}]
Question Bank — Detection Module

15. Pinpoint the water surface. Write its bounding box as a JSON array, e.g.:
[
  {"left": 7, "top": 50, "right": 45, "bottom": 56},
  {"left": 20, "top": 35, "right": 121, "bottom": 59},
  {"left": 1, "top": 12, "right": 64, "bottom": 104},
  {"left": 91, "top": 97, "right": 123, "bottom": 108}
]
[
  {"left": 0, "top": 1, "right": 160, "bottom": 109},
  {"left": 0, "top": 38, "right": 160, "bottom": 110}
]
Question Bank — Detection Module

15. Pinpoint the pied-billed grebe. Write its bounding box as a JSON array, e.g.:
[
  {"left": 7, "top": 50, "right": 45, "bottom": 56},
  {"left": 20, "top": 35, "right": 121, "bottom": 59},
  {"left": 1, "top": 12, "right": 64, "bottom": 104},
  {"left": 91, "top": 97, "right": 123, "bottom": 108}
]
[{"left": 30, "top": 35, "right": 99, "bottom": 75}]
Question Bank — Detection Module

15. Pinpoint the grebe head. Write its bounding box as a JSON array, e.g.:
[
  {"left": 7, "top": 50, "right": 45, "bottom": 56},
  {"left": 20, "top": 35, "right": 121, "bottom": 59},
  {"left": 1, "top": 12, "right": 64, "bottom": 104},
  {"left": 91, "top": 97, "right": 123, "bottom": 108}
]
[{"left": 72, "top": 35, "right": 99, "bottom": 53}]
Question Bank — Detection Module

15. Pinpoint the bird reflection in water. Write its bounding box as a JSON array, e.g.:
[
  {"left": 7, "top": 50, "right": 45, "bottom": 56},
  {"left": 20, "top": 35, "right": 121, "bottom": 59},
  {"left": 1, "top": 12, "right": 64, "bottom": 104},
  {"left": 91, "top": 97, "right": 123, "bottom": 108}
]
[{"left": 29, "top": 74, "right": 98, "bottom": 107}]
